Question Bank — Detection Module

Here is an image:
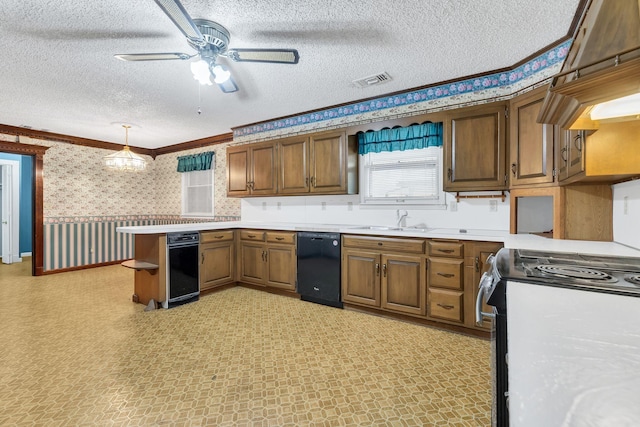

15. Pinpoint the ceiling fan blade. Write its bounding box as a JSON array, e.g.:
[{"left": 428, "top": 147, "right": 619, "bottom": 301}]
[
  {"left": 226, "top": 49, "right": 299, "bottom": 64},
  {"left": 114, "top": 53, "right": 193, "bottom": 61},
  {"left": 217, "top": 76, "right": 239, "bottom": 93},
  {"left": 153, "top": 0, "right": 205, "bottom": 46}
]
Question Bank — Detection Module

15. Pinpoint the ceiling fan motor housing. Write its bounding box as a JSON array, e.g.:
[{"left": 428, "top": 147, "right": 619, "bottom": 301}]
[{"left": 190, "top": 19, "right": 230, "bottom": 54}]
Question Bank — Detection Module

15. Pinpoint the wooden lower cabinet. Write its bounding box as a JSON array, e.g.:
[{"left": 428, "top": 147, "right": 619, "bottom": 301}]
[
  {"left": 239, "top": 241, "right": 266, "bottom": 286},
  {"left": 342, "top": 249, "right": 380, "bottom": 307},
  {"left": 427, "top": 241, "right": 465, "bottom": 325},
  {"left": 238, "top": 230, "right": 297, "bottom": 291},
  {"left": 265, "top": 245, "right": 296, "bottom": 290},
  {"left": 381, "top": 254, "right": 425, "bottom": 316},
  {"left": 342, "top": 236, "right": 426, "bottom": 316},
  {"left": 200, "top": 230, "right": 235, "bottom": 291}
]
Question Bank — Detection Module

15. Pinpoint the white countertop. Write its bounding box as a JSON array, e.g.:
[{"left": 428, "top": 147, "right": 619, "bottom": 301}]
[{"left": 117, "top": 221, "right": 640, "bottom": 256}]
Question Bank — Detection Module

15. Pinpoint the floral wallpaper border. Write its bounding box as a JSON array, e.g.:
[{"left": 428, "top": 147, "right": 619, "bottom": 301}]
[
  {"left": 44, "top": 214, "right": 240, "bottom": 225},
  {"left": 233, "top": 40, "right": 571, "bottom": 142}
]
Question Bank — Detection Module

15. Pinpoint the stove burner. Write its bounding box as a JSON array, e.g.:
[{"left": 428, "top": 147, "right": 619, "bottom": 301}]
[
  {"left": 534, "top": 264, "right": 618, "bottom": 283},
  {"left": 624, "top": 275, "right": 640, "bottom": 286}
]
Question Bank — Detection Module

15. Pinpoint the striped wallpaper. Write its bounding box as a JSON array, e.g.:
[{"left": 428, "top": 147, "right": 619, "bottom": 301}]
[{"left": 43, "top": 215, "right": 239, "bottom": 272}]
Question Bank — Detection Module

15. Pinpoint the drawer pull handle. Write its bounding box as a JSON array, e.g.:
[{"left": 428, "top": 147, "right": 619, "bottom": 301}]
[
  {"left": 437, "top": 273, "right": 454, "bottom": 278},
  {"left": 248, "top": 234, "right": 256, "bottom": 238},
  {"left": 437, "top": 303, "right": 455, "bottom": 310},
  {"left": 375, "top": 263, "right": 380, "bottom": 276},
  {"left": 382, "top": 263, "right": 387, "bottom": 277},
  {"left": 437, "top": 249, "right": 455, "bottom": 253},
  {"left": 275, "top": 237, "right": 284, "bottom": 241},
  {"left": 377, "top": 242, "right": 383, "bottom": 246},
  {"left": 215, "top": 235, "right": 224, "bottom": 239}
]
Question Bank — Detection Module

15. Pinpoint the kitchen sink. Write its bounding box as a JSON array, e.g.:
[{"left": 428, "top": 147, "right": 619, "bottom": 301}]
[
  {"left": 348, "top": 226, "right": 403, "bottom": 231},
  {"left": 400, "top": 227, "right": 431, "bottom": 233},
  {"left": 347, "top": 225, "right": 432, "bottom": 233}
]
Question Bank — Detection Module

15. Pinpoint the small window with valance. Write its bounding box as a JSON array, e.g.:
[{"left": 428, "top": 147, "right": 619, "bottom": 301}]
[
  {"left": 177, "top": 151, "right": 215, "bottom": 217},
  {"left": 357, "top": 122, "right": 445, "bottom": 205}
]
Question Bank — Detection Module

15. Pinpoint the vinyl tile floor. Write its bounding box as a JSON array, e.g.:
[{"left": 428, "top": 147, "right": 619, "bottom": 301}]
[{"left": 0, "top": 260, "right": 491, "bottom": 426}]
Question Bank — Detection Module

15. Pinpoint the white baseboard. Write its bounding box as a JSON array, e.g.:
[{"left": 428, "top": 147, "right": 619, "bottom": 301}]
[{"left": 20, "top": 252, "right": 32, "bottom": 257}]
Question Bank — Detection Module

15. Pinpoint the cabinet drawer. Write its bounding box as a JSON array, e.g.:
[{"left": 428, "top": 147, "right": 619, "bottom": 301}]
[
  {"left": 266, "top": 231, "right": 296, "bottom": 245},
  {"left": 428, "top": 241, "right": 464, "bottom": 258},
  {"left": 428, "top": 258, "right": 464, "bottom": 290},
  {"left": 240, "top": 230, "right": 266, "bottom": 241},
  {"left": 342, "top": 235, "right": 425, "bottom": 254},
  {"left": 200, "top": 230, "right": 234, "bottom": 243},
  {"left": 428, "top": 289, "right": 464, "bottom": 323}
]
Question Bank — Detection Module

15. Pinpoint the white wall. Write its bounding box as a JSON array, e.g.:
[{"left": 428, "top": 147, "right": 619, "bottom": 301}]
[
  {"left": 241, "top": 192, "right": 510, "bottom": 231},
  {"left": 612, "top": 179, "right": 640, "bottom": 250}
]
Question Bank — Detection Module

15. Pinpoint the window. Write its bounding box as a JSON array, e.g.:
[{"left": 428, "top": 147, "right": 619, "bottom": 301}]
[
  {"left": 359, "top": 146, "right": 445, "bottom": 205},
  {"left": 182, "top": 169, "right": 214, "bottom": 217}
]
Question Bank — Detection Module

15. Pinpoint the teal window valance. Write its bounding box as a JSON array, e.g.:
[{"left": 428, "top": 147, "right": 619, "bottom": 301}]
[
  {"left": 177, "top": 151, "right": 214, "bottom": 172},
  {"left": 357, "top": 122, "right": 443, "bottom": 155}
]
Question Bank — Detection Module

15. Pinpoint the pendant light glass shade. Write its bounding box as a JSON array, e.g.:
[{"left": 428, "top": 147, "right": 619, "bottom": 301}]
[{"left": 104, "top": 125, "right": 147, "bottom": 171}]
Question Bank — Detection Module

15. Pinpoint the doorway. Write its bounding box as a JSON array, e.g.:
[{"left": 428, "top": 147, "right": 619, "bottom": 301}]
[{"left": 0, "top": 160, "right": 21, "bottom": 264}]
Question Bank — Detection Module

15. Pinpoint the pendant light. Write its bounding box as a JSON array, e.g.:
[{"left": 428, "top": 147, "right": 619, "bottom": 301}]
[{"left": 104, "top": 125, "right": 147, "bottom": 171}]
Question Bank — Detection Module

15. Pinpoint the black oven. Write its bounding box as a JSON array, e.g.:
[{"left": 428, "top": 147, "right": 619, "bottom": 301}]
[{"left": 165, "top": 232, "right": 200, "bottom": 308}]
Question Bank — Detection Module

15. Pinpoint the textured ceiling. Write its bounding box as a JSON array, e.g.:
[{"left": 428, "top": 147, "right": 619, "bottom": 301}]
[{"left": 0, "top": 0, "right": 581, "bottom": 149}]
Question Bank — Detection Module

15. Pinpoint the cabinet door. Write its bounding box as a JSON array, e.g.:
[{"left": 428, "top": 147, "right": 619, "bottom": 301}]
[
  {"left": 265, "top": 244, "right": 296, "bottom": 290},
  {"left": 509, "top": 89, "right": 555, "bottom": 187},
  {"left": 251, "top": 143, "right": 277, "bottom": 195},
  {"left": 239, "top": 242, "right": 266, "bottom": 286},
  {"left": 444, "top": 103, "right": 507, "bottom": 191},
  {"left": 279, "top": 136, "right": 310, "bottom": 194},
  {"left": 227, "top": 146, "right": 250, "bottom": 196},
  {"left": 566, "top": 130, "right": 585, "bottom": 179},
  {"left": 381, "top": 254, "right": 425, "bottom": 316},
  {"left": 342, "top": 249, "right": 380, "bottom": 307},
  {"left": 309, "top": 131, "right": 346, "bottom": 193},
  {"left": 200, "top": 242, "right": 235, "bottom": 291}
]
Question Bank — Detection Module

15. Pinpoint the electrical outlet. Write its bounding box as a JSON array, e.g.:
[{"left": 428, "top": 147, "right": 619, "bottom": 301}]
[
  {"left": 449, "top": 200, "right": 457, "bottom": 212},
  {"left": 321, "top": 202, "right": 327, "bottom": 211},
  {"left": 262, "top": 202, "right": 267, "bottom": 211},
  {"left": 277, "top": 202, "right": 281, "bottom": 210},
  {"left": 624, "top": 196, "right": 629, "bottom": 215},
  {"left": 347, "top": 202, "right": 353, "bottom": 211},
  {"left": 490, "top": 200, "right": 498, "bottom": 212}
]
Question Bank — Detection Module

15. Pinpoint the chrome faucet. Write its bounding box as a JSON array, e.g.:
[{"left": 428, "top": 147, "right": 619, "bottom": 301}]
[{"left": 396, "top": 210, "right": 409, "bottom": 228}]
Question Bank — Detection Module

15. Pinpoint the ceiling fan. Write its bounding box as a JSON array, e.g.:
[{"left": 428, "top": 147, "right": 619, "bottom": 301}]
[{"left": 114, "top": 0, "right": 300, "bottom": 93}]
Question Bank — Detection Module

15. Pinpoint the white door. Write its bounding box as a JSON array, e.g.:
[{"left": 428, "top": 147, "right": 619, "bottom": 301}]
[
  {"left": 1, "top": 165, "right": 12, "bottom": 263},
  {"left": 0, "top": 160, "right": 21, "bottom": 265}
]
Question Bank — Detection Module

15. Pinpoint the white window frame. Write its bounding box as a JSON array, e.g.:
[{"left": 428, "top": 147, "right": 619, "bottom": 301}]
[
  {"left": 181, "top": 168, "right": 215, "bottom": 217},
  {"left": 359, "top": 146, "right": 446, "bottom": 206}
]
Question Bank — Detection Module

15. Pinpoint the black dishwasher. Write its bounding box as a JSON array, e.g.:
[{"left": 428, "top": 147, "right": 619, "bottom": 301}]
[{"left": 296, "top": 232, "right": 342, "bottom": 308}]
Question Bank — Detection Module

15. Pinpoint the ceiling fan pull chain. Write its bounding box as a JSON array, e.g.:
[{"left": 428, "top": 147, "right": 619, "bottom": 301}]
[{"left": 197, "top": 82, "right": 202, "bottom": 115}]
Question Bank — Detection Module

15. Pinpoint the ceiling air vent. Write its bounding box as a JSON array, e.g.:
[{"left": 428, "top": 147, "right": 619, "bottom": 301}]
[{"left": 352, "top": 72, "right": 392, "bottom": 88}]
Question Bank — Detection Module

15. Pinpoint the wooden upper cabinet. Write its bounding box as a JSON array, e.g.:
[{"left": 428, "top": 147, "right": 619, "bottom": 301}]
[
  {"left": 227, "top": 142, "right": 277, "bottom": 197},
  {"left": 309, "top": 131, "right": 347, "bottom": 193},
  {"left": 250, "top": 143, "right": 277, "bottom": 195},
  {"left": 557, "top": 129, "right": 586, "bottom": 183},
  {"left": 509, "top": 87, "right": 555, "bottom": 187},
  {"left": 227, "top": 147, "right": 250, "bottom": 196},
  {"left": 279, "top": 136, "right": 310, "bottom": 194},
  {"left": 444, "top": 102, "right": 507, "bottom": 191}
]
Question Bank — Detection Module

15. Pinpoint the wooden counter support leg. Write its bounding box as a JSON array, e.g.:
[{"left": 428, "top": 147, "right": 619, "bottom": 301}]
[{"left": 121, "top": 234, "right": 166, "bottom": 306}]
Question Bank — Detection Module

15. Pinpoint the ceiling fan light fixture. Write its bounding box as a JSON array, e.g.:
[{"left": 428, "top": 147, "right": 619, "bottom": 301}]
[
  {"left": 104, "top": 125, "right": 147, "bottom": 172},
  {"left": 211, "top": 64, "right": 231, "bottom": 84},
  {"left": 190, "top": 59, "right": 212, "bottom": 85}
]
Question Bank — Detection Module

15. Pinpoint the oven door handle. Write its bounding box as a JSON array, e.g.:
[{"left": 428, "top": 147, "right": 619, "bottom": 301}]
[{"left": 476, "top": 272, "right": 496, "bottom": 325}]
